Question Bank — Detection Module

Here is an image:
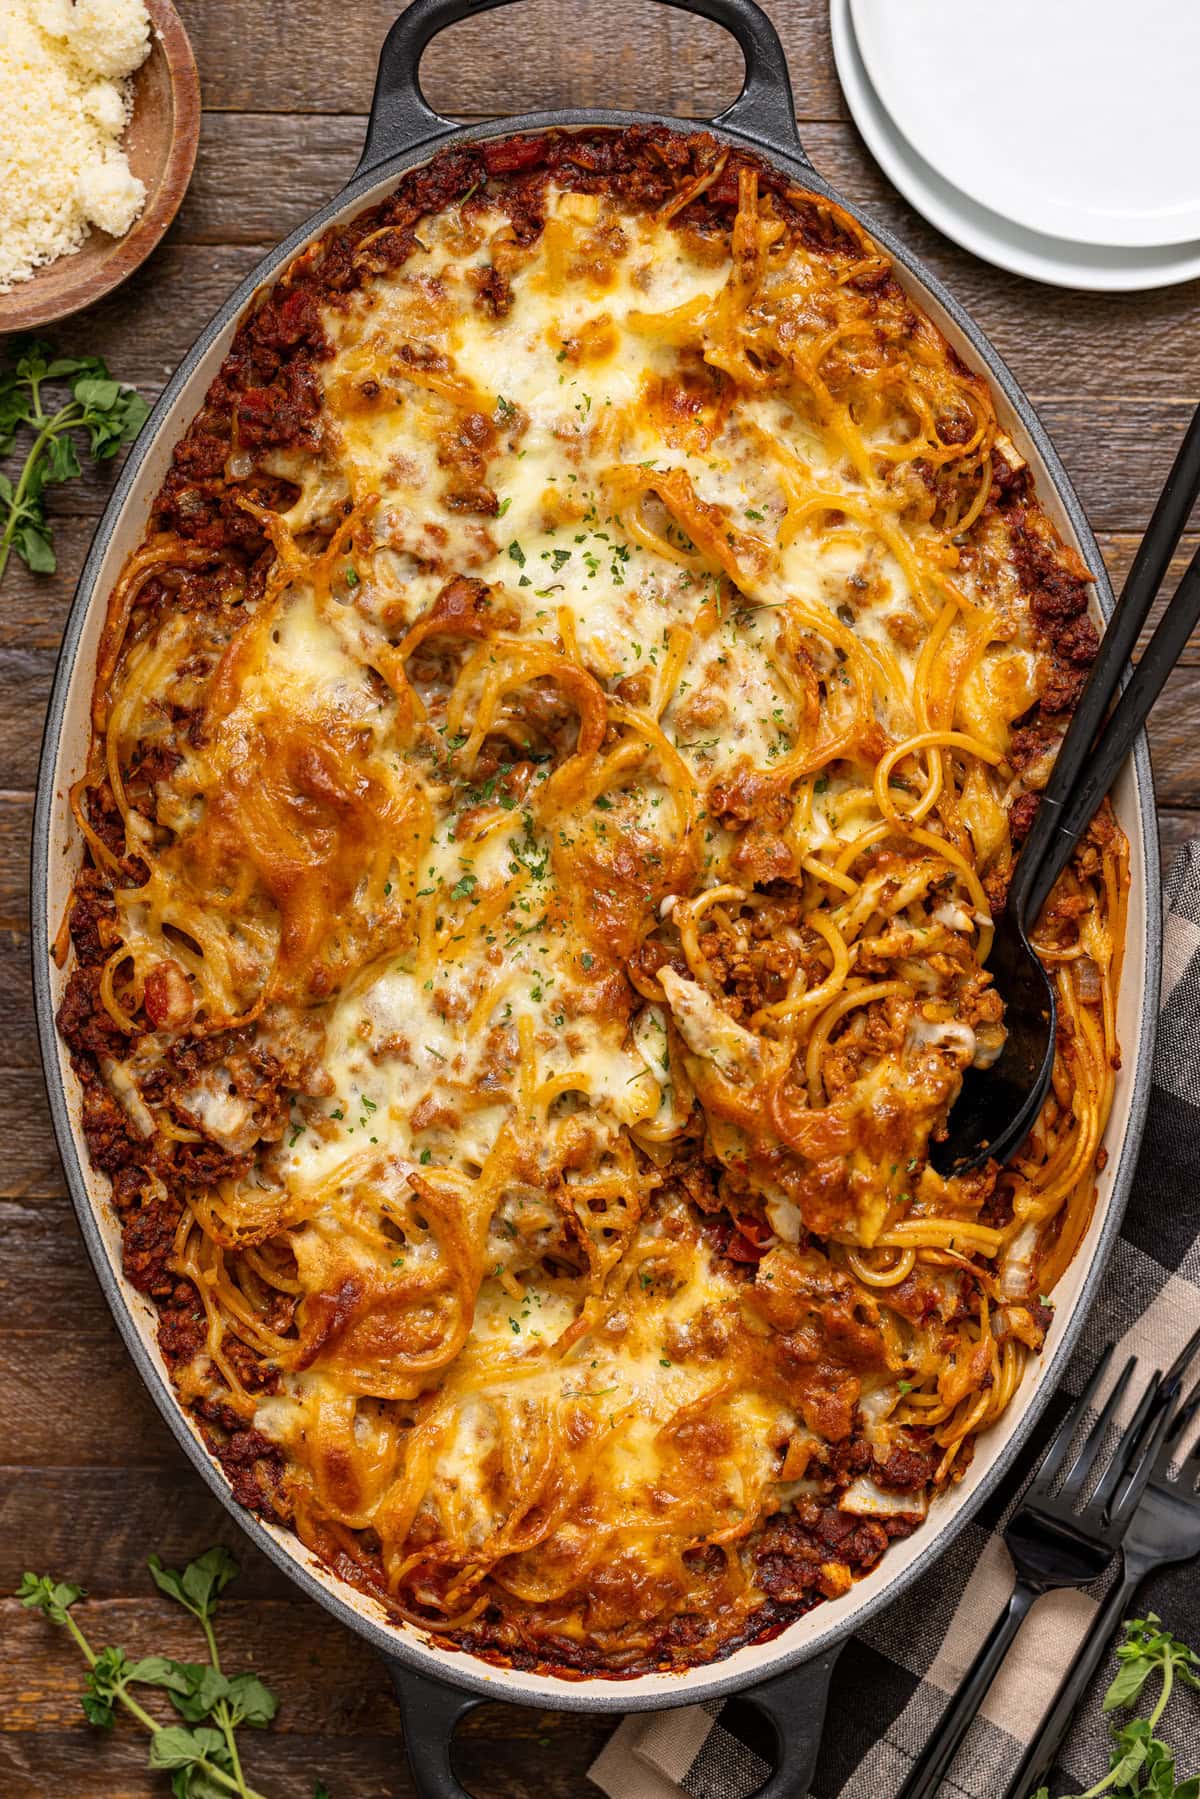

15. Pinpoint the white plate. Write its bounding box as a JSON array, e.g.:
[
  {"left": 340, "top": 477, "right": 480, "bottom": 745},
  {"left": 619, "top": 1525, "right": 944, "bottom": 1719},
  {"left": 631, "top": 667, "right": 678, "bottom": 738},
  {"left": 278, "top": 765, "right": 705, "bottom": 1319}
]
[
  {"left": 831, "top": 0, "right": 1200, "bottom": 293},
  {"left": 849, "top": 0, "right": 1200, "bottom": 249}
]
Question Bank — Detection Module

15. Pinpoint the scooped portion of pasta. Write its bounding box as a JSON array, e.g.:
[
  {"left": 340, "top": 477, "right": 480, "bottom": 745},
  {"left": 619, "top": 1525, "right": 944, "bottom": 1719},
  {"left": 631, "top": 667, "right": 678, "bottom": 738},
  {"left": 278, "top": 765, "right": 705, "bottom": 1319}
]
[{"left": 59, "top": 126, "right": 1126, "bottom": 1676}]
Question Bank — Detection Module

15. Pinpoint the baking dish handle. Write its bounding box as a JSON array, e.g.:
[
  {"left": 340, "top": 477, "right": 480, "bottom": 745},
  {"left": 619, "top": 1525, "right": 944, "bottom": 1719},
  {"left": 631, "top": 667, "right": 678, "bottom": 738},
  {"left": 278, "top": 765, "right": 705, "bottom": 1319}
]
[
  {"left": 356, "top": 0, "right": 809, "bottom": 180},
  {"left": 387, "top": 1662, "right": 483, "bottom": 1799},
  {"left": 733, "top": 1644, "right": 843, "bottom": 1797},
  {"left": 387, "top": 1645, "right": 841, "bottom": 1798}
]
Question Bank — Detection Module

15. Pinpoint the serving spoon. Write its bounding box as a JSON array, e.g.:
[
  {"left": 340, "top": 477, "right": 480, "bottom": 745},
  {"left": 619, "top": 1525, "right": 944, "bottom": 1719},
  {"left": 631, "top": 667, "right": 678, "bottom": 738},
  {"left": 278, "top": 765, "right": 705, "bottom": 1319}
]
[{"left": 932, "top": 402, "right": 1200, "bottom": 1174}]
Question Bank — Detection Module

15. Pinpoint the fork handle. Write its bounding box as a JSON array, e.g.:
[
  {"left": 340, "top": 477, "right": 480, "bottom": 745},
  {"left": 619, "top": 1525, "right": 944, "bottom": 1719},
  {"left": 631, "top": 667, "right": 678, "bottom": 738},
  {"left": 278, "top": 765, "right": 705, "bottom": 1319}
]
[
  {"left": 1000, "top": 1556, "right": 1147, "bottom": 1799},
  {"left": 896, "top": 1579, "right": 1040, "bottom": 1799}
]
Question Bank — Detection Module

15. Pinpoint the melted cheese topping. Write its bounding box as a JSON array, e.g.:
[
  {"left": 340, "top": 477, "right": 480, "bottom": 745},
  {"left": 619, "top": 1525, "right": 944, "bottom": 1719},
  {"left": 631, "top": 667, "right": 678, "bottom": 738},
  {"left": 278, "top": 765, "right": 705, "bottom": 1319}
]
[{"left": 75, "top": 142, "right": 1127, "bottom": 1673}]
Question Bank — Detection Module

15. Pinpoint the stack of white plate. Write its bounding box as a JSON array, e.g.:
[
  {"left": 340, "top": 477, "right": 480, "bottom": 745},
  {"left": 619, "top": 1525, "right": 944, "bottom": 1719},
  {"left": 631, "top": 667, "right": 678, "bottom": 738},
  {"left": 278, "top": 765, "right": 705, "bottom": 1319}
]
[{"left": 832, "top": 0, "right": 1200, "bottom": 291}]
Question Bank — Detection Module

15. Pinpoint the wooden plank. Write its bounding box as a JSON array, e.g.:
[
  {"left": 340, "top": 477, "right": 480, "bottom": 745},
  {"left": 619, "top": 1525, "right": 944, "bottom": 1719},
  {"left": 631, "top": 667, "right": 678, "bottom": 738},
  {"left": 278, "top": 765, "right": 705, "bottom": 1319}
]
[
  {"left": 1028, "top": 399, "right": 1199, "bottom": 537},
  {"left": 0, "top": 1331, "right": 183, "bottom": 1466},
  {"left": 4, "top": 795, "right": 1200, "bottom": 1196},
  {"left": 9, "top": 526, "right": 1199, "bottom": 671},
  {"left": 175, "top": 111, "right": 361, "bottom": 241},
  {"left": 0, "top": 802, "right": 30, "bottom": 931},
  {"left": 3, "top": 1596, "right": 393, "bottom": 1732},
  {"left": 0, "top": 1468, "right": 293, "bottom": 1599},
  {"left": 6, "top": 800, "right": 1199, "bottom": 1204},
  {"left": 0, "top": 1070, "right": 63, "bottom": 1198},
  {"left": 5, "top": 527, "right": 1199, "bottom": 812},
  {"left": 0, "top": 938, "right": 38, "bottom": 1069},
  {"left": 18, "top": 375, "right": 1200, "bottom": 538},
  {"left": 1145, "top": 675, "right": 1200, "bottom": 809},
  {"left": 28, "top": 206, "right": 1200, "bottom": 428},
  {"left": 181, "top": 0, "right": 840, "bottom": 121},
  {"left": 168, "top": 114, "right": 1200, "bottom": 404},
  {"left": 0, "top": 1198, "right": 105, "bottom": 1325},
  {"left": 0, "top": 1727, "right": 611, "bottom": 1799},
  {"left": 3, "top": 1595, "right": 611, "bottom": 1745}
]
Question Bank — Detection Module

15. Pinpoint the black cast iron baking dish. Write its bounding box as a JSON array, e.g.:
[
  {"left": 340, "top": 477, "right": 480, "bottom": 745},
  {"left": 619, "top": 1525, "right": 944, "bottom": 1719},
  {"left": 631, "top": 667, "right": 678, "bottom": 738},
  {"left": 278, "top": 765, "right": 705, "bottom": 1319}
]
[{"left": 31, "top": 1, "right": 1161, "bottom": 1793}]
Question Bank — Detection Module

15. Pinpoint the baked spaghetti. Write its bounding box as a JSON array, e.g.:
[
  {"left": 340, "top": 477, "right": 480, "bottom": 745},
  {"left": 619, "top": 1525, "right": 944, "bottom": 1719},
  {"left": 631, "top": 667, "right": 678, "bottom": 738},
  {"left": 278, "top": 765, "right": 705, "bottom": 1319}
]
[{"left": 57, "top": 128, "right": 1127, "bottom": 1676}]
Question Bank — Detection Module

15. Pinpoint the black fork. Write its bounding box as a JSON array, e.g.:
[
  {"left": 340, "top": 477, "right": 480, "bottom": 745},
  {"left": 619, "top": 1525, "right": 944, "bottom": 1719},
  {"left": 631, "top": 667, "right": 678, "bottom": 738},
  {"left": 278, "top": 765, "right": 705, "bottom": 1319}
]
[
  {"left": 1003, "top": 1346, "right": 1200, "bottom": 1799},
  {"left": 896, "top": 1332, "right": 1200, "bottom": 1799}
]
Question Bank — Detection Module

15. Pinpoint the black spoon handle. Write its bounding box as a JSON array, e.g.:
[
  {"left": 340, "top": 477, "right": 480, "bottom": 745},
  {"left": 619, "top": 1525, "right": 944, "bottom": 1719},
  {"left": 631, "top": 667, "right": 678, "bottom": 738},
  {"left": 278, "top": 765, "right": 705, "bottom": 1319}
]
[
  {"left": 1024, "top": 535, "right": 1200, "bottom": 923},
  {"left": 1011, "top": 399, "right": 1200, "bottom": 925}
]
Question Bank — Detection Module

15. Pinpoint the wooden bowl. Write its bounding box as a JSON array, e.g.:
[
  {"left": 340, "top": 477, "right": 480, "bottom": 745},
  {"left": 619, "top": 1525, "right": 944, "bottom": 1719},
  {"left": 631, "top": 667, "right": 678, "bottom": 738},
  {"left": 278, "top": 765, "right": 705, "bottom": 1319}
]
[{"left": 0, "top": 0, "right": 200, "bottom": 335}]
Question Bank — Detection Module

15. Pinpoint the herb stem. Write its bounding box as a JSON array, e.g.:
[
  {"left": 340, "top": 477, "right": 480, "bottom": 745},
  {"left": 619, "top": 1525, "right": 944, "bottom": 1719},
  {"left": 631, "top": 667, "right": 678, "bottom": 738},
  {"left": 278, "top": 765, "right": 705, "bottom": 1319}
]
[
  {"left": 201, "top": 1610, "right": 223, "bottom": 1673},
  {"left": 1150, "top": 1653, "right": 1175, "bottom": 1735},
  {"left": 61, "top": 1607, "right": 169, "bottom": 1740},
  {"left": 216, "top": 1698, "right": 254, "bottom": 1799},
  {"left": 199, "top": 1619, "right": 255, "bottom": 1799},
  {"left": 0, "top": 402, "right": 78, "bottom": 583}
]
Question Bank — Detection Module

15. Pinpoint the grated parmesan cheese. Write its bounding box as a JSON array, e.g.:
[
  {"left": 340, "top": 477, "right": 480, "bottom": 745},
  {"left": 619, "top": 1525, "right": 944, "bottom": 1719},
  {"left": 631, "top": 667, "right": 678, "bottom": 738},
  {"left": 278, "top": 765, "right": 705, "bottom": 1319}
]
[{"left": 0, "top": 0, "right": 152, "bottom": 291}]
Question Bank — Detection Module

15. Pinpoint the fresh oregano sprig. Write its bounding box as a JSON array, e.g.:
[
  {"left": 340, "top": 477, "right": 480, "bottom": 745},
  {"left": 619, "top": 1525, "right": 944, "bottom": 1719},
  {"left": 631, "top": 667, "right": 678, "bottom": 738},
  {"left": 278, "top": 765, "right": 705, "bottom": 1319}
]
[
  {"left": 0, "top": 337, "right": 149, "bottom": 582},
  {"left": 17, "top": 1547, "right": 310, "bottom": 1799},
  {"left": 1032, "top": 1613, "right": 1200, "bottom": 1799}
]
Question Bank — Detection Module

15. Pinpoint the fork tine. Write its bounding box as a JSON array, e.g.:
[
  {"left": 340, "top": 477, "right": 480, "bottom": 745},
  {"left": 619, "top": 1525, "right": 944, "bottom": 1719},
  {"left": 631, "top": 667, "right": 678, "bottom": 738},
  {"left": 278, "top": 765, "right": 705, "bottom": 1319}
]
[
  {"left": 1161, "top": 1320, "right": 1200, "bottom": 1390},
  {"left": 1144, "top": 1327, "right": 1200, "bottom": 1481},
  {"left": 1091, "top": 1370, "right": 1162, "bottom": 1516},
  {"left": 1032, "top": 1342, "right": 1116, "bottom": 1492},
  {"left": 1169, "top": 1375, "right": 1200, "bottom": 1483},
  {"left": 1163, "top": 1371, "right": 1200, "bottom": 1461},
  {"left": 1057, "top": 1355, "right": 1137, "bottom": 1502},
  {"left": 1110, "top": 1392, "right": 1178, "bottom": 1528}
]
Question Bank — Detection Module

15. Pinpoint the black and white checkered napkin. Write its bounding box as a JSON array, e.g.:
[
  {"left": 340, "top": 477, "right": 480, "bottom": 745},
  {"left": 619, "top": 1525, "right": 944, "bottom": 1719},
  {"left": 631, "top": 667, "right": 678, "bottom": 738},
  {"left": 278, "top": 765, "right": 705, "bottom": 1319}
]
[{"left": 591, "top": 841, "right": 1200, "bottom": 1799}]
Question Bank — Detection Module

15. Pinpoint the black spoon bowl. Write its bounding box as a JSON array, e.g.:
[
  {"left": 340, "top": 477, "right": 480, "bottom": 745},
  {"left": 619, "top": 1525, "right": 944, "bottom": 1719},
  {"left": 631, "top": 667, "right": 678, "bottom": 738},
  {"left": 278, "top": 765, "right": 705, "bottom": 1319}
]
[
  {"left": 933, "top": 402, "right": 1200, "bottom": 1174},
  {"left": 931, "top": 916, "right": 1057, "bottom": 1175}
]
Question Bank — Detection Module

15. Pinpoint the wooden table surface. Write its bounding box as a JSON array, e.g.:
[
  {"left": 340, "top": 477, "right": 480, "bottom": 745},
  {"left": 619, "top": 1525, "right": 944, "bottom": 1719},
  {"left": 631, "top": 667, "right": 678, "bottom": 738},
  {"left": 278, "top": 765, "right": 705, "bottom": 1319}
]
[{"left": 2, "top": 3, "right": 1198, "bottom": 1794}]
